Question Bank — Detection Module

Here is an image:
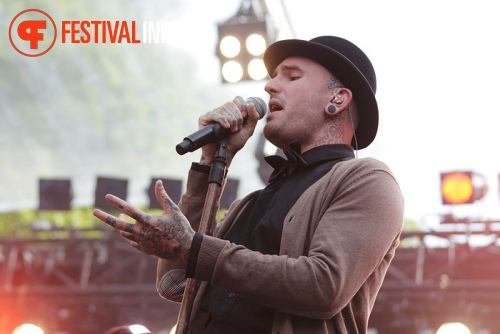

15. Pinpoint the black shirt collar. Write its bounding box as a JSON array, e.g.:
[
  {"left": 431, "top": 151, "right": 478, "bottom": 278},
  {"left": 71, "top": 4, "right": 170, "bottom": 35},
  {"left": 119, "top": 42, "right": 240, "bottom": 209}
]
[{"left": 265, "top": 141, "right": 354, "bottom": 183}]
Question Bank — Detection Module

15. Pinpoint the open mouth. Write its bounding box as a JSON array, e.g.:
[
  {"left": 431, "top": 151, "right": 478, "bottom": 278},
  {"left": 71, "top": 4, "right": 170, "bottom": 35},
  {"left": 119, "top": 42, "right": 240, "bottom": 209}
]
[{"left": 269, "top": 100, "right": 283, "bottom": 113}]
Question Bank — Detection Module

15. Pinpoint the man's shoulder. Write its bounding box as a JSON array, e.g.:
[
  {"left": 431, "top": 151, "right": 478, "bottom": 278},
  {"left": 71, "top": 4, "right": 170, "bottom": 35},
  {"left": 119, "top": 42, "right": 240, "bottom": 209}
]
[
  {"left": 324, "top": 157, "right": 401, "bottom": 191},
  {"left": 336, "top": 157, "right": 393, "bottom": 174}
]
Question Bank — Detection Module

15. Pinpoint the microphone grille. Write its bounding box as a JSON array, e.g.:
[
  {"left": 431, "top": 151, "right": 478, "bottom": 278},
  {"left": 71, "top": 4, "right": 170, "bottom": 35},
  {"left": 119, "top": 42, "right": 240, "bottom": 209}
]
[{"left": 246, "top": 97, "right": 268, "bottom": 119}]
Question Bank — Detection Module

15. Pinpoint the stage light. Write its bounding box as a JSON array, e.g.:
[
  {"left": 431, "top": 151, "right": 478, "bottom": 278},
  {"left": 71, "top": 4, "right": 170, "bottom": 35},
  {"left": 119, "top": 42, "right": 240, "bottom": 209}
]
[
  {"left": 128, "top": 324, "right": 152, "bottom": 334},
  {"left": 12, "top": 323, "right": 44, "bottom": 334},
  {"left": 246, "top": 33, "right": 266, "bottom": 56},
  {"left": 215, "top": 0, "right": 275, "bottom": 83},
  {"left": 219, "top": 35, "right": 241, "bottom": 58},
  {"left": 436, "top": 322, "right": 470, "bottom": 334},
  {"left": 440, "top": 171, "right": 487, "bottom": 205},
  {"left": 222, "top": 60, "right": 244, "bottom": 83},
  {"left": 248, "top": 58, "right": 267, "bottom": 80}
]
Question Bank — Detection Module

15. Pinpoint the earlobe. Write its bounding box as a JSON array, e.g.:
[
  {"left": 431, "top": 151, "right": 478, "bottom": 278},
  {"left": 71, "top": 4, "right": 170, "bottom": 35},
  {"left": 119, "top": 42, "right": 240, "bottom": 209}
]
[{"left": 324, "top": 103, "right": 342, "bottom": 116}]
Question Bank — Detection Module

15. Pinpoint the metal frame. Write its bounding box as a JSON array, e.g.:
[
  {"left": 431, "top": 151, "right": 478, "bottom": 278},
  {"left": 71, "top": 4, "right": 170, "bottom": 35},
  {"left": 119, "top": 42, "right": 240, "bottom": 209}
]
[{"left": 2, "top": 225, "right": 500, "bottom": 333}]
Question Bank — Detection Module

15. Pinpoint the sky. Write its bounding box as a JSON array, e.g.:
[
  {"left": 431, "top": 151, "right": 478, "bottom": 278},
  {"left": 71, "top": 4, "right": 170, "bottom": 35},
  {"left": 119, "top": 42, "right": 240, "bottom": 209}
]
[{"left": 161, "top": 0, "right": 500, "bottom": 227}]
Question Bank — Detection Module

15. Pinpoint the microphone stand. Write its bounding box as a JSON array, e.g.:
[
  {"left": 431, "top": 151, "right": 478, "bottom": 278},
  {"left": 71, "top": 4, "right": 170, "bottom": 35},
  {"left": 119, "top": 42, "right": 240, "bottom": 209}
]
[{"left": 175, "top": 138, "right": 229, "bottom": 334}]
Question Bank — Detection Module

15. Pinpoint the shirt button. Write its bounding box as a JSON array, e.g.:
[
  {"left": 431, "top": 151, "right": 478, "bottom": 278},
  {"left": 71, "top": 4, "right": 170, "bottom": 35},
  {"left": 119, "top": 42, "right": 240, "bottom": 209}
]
[{"left": 228, "top": 293, "right": 235, "bottom": 299}]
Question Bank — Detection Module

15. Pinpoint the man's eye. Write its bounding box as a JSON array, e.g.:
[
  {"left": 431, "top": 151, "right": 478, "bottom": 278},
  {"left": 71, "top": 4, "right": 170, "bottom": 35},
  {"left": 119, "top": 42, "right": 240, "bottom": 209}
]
[{"left": 290, "top": 76, "right": 300, "bottom": 81}]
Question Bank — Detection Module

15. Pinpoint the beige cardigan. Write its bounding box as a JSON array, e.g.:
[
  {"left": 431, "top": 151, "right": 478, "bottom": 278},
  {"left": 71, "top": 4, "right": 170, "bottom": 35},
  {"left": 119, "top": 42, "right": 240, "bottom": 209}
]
[{"left": 158, "top": 157, "right": 404, "bottom": 334}]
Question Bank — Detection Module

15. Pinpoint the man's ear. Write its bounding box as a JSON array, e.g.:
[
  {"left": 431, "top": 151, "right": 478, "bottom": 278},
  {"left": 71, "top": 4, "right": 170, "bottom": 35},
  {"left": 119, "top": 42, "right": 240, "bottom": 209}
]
[{"left": 324, "top": 88, "right": 353, "bottom": 116}]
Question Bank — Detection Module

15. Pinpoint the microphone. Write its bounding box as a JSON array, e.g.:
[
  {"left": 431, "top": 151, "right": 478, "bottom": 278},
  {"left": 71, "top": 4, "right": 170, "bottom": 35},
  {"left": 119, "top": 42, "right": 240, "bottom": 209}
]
[{"left": 175, "top": 97, "right": 268, "bottom": 155}]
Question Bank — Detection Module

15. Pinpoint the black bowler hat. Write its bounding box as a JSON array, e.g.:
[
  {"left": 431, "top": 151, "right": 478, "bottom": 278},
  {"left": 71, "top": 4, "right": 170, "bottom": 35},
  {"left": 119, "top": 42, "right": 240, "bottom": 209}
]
[{"left": 263, "top": 36, "right": 378, "bottom": 150}]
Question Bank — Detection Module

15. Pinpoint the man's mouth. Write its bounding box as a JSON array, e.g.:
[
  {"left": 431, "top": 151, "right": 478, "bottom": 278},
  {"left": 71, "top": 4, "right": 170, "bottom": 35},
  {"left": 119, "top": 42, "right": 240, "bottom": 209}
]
[{"left": 269, "top": 100, "right": 283, "bottom": 113}]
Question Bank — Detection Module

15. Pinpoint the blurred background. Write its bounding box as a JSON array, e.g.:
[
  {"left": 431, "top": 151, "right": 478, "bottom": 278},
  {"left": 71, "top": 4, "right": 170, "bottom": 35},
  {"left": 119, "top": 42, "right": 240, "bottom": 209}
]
[{"left": 1, "top": 0, "right": 500, "bottom": 333}]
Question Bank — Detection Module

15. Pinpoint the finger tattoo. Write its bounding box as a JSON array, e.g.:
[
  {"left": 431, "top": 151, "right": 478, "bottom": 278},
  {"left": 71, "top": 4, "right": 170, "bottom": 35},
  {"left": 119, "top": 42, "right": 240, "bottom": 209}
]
[
  {"left": 222, "top": 106, "right": 237, "bottom": 123},
  {"left": 235, "top": 96, "right": 246, "bottom": 113},
  {"left": 131, "top": 212, "right": 144, "bottom": 224},
  {"left": 165, "top": 198, "right": 180, "bottom": 211},
  {"left": 105, "top": 216, "right": 117, "bottom": 227}
]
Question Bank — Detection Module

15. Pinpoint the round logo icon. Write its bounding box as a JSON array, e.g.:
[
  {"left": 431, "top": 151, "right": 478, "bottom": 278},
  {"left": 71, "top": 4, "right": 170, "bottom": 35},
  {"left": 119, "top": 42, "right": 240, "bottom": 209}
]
[{"left": 9, "top": 9, "right": 57, "bottom": 57}]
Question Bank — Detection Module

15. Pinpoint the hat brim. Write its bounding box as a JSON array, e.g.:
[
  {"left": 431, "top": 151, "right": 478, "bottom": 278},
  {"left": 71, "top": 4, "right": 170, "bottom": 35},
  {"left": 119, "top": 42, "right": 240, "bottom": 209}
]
[{"left": 263, "top": 39, "right": 378, "bottom": 150}]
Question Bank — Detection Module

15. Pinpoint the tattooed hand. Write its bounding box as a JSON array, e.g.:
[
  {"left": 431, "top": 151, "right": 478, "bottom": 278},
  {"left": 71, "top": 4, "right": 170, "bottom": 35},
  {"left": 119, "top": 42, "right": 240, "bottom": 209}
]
[
  {"left": 93, "top": 180, "right": 194, "bottom": 266},
  {"left": 198, "top": 96, "right": 261, "bottom": 167}
]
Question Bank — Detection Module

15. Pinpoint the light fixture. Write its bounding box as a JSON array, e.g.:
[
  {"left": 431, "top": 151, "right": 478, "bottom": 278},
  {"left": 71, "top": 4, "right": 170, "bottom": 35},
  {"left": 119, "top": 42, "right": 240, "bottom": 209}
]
[
  {"left": 248, "top": 58, "right": 267, "bottom": 80},
  {"left": 440, "top": 171, "right": 487, "bottom": 205},
  {"left": 222, "top": 60, "right": 244, "bottom": 83},
  {"left": 12, "top": 323, "right": 44, "bottom": 334},
  {"left": 215, "top": 0, "right": 275, "bottom": 83},
  {"left": 246, "top": 33, "right": 266, "bottom": 56},
  {"left": 436, "top": 322, "right": 471, "bottom": 334},
  {"left": 219, "top": 35, "right": 241, "bottom": 58},
  {"left": 128, "top": 324, "right": 152, "bottom": 334}
]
